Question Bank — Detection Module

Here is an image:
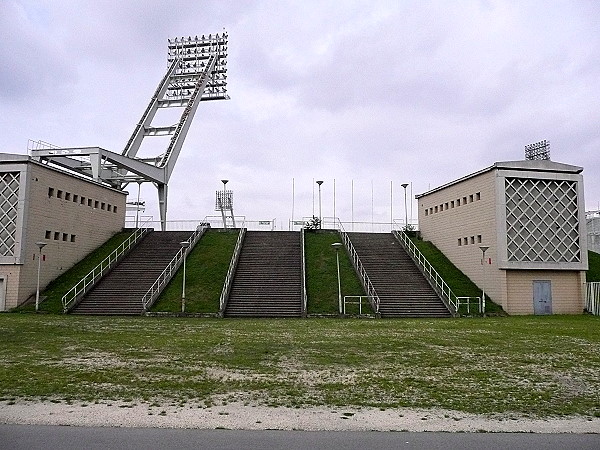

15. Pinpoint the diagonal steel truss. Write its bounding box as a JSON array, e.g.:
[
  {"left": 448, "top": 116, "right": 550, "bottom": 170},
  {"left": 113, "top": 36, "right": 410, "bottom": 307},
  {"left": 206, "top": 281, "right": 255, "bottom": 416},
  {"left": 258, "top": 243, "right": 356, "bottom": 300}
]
[{"left": 30, "top": 33, "right": 229, "bottom": 230}]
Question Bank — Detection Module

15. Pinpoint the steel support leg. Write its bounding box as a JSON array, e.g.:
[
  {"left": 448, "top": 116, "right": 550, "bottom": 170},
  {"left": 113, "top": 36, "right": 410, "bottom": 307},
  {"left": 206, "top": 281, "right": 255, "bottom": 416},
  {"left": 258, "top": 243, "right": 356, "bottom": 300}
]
[{"left": 158, "top": 183, "right": 168, "bottom": 231}]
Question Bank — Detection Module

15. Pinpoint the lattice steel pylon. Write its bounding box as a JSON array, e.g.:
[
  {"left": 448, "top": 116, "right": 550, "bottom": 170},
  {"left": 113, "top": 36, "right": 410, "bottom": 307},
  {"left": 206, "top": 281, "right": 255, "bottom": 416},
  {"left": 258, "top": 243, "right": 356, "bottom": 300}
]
[{"left": 30, "top": 33, "right": 229, "bottom": 230}]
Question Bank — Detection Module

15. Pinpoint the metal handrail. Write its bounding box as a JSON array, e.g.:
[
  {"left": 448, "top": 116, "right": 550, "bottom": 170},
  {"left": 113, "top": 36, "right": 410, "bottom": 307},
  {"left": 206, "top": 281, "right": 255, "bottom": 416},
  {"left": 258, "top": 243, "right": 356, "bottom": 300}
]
[
  {"left": 62, "top": 220, "right": 152, "bottom": 312},
  {"left": 393, "top": 230, "right": 458, "bottom": 315},
  {"left": 218, "top": 227, "right": 246, "bottom": 316},
  {"left": 334, "top": 219, "right": 380, "bottom": 314},
  {"left": 300, "top": 227, "right": 308, "bottom": 316},
  {"left": 141, "top": 223, "right": 208, "bottom": 311}
]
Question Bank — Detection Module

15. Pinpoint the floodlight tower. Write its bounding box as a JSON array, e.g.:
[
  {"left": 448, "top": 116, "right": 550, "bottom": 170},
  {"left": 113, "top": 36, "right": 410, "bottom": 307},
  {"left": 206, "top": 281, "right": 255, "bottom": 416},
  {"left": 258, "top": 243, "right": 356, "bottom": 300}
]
[
  {"left": 216, "top": 179, "right": 236, "bottom": 229},
  {"left": 525, "top": 140, "right": 550, "bottom": 161},
  {"left": 30, "top": 32, "right": 229, "bottom": 230}
]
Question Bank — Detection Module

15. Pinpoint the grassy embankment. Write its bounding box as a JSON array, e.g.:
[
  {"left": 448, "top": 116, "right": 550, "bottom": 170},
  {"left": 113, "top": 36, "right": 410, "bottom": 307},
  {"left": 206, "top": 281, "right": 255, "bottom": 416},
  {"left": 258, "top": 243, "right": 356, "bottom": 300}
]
[
  {"left": 0, "top": 314, "right": 599, "bottom": 417},
  {"left": 410, "top": 237, "right": 505, "bottom": 315},
  {"left": 151, "top": 229, "right": 238, "bottom": 313},
  {"left": 304, "top": 230, "right": 369, "bottom": 315}
]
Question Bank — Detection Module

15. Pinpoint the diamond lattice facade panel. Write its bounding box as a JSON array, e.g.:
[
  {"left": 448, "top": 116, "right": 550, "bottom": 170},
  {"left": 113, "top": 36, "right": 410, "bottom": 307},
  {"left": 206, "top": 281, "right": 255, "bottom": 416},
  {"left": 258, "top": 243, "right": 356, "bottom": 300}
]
[
  {"left": 505, "top": 177, "right": 580, "bottom": 263},
  {"left": 0, "top": 172, "right": 20, "bottom": 257}
]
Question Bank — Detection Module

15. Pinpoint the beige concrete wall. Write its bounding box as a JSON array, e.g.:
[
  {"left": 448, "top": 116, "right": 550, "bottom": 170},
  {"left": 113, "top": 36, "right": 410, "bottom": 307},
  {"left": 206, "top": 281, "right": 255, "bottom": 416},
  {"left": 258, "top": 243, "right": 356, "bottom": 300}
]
[
  {"left": 0, "top": 162, "right": 126, "bottom": 308},
  {"left": 417, "top": 170, "right": 508, "bottom": 307},
  {"left": 505, "top": 270, "right": 586, "bottom": 315}
]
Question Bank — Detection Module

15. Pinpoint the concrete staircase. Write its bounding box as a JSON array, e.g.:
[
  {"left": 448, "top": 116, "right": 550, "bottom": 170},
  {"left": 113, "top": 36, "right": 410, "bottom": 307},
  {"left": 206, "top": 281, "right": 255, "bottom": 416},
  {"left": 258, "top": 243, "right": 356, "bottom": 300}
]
[
  {"left": 347, "top": 232, "right": 451, "bottom": 318},
  {"left": 71, "top": 231, "right": 193, "bottom": 315},
  {"left": 224, "top": 231, "right": 303, "bottom": 317}
]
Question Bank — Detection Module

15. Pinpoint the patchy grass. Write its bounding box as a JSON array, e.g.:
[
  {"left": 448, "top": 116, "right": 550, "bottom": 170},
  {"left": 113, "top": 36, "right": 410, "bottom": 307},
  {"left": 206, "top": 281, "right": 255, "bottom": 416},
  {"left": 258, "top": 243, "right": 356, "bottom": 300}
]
[
  {"left": 0, "top": 314, "right": 599, "bottom": 417},
  {"left": 304, "top": 230, "right": 369, "bottom": 315},
  {"left": 152, "top": 229, "right": 238, "bottom": 313},
  {"left": 587, "top": 250, "right": 600, "bottom": 282},
  {"left": 13, "top": 230, "right": 135, "bottom": 314},
  {"left": 410, "top": 237, "right": 504, "bottom": 315}
]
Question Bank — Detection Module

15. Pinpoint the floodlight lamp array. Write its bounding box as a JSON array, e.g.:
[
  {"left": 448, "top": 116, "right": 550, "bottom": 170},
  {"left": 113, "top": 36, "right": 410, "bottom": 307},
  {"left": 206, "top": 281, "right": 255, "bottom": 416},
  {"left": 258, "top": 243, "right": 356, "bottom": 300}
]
[
  {"left": 215, "top": 190, "right": 233, "bottom": 210},
  {"left": 167, "top": 33, "right": 228, "bottom": 101},
  {"left": 525, "top": 140, "right": 550, "bottom": 161}
]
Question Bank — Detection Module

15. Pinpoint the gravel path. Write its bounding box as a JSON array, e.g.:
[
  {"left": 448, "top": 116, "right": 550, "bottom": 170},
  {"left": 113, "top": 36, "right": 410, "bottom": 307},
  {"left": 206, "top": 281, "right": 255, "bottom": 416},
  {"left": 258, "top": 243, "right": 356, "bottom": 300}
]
[{"left": 1, "top": 401, "right": 599, "bottom": 433}]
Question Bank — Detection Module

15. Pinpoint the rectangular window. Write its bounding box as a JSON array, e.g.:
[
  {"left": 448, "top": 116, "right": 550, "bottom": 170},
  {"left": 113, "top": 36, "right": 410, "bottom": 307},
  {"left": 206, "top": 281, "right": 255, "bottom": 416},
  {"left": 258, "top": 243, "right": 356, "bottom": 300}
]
[
  {"left": 80, "top": 196, "right": 85, "bottom": 205},
  {"left": 107, "top": 204, "right": 112, "bottom": 212},
  {"left": 477, "top": 235, "right": 482, "bottom": 243},
  {"left": 469, "top": 194, "right": 474, "bottom": 203},
  {"left": 425, "top": 209, "right": 429, "bottom": 216},
  {"left": 57, "top": 190, "right": 63, "bottom": 199},
  {"left": 451, "top": 201, "right": 455, "bottom": 208},
  {"left": 434, "top": 206, "right": 438, "bottom": 213},
  {"left": 62, "top": 233, "right": 68, "bottom": 241},
  {"left": 65, "top": 192, "right": 71, "bottom": 201},
  {"left": 444, "top": 202, "right": 449, "bottom": 210},
  {"left": 463, "top": 196, "right": 467, "bottom": 204},
  {"left": 470, "top": 236, "right": 475, "bottom": 244},
  {"left": 73, "top": 194, "right": 78, "bottom": 203},
  {"left": 476, "top": 192, "right": 481, "bottom": 201},
  {"left": 94, "top": 200, "right": 99, "bottom": 209},
  {"left": 101, "top": 202, "right": 106, "bottom": 210},
  {"left": 429, "top": 207, "right": 433, "bottom": 215},
  {"left": 48, "top": 188, "right": 54, "bottom": 197},
  {"left": 54, "top": 232, "right": 60, "bottom": 240},
  {"left": 464, "top": 237, "right": 468, "bottom": 245},
  {"left": 87, "top": 199, "right": 92, "bottom": 207},
  {"left": 458, "top": 238, "right": 462, "bottom": 246},
  {"left": 113, "top": 206, "right": 118, "bottom": 213},
  {"left": 457, "top": 199, "right": 461, "bottom": 206},
  {"left": 45, "top": 230, "right": 51, "bottom": 239},
  {"left": 70, "top": 235, "right": 76, "bottom": 243}
]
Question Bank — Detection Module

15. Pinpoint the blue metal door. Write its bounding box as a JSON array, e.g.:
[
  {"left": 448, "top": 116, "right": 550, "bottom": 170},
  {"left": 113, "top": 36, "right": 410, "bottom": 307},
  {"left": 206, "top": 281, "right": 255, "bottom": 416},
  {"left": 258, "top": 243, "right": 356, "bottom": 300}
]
[{"left": 533, "top": 280, "right": 552, "bottom": 315}]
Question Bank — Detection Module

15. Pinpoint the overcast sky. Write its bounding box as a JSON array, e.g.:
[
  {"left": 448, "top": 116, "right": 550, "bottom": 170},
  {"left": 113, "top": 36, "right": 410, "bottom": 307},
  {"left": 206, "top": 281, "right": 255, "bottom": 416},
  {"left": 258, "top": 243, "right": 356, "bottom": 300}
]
[{"left": 2, "top": 0, "right": 599, "bottom": 229}]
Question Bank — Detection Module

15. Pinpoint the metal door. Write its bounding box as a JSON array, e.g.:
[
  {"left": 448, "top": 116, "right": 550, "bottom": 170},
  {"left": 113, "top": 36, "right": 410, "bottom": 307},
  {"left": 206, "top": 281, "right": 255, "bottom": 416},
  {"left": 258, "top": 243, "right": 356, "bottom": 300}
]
[{"left": 533, "top": 280, "right": 552, "bottom": 315}]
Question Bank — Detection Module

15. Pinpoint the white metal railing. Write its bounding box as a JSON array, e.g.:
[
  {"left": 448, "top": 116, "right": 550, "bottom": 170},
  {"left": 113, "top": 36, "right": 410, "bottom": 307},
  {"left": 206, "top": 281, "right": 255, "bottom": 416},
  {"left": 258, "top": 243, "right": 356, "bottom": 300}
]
[
  {"left": 456, "top": 296, "right": 483, "bottom": 314},
  {"left": 343, "top": 295, "right": 375, "bottom": 315},
  {"left": 140, "top": 223, "right": 208, "bottom": 311},
  {"left": 301, "top": 227, "right": 308, "bottom": 316},
  {"left": 62, "top": 221, "right": 152, "bottom": 312},
  {"left": 125, "top": 216, "right": 277, "bottom": 231},
  {"left": 393, "top": 230, "right": 458, "bottom": 314},
  {"left": 334, "top": 219, "right": 380, "bottom": 314},
  {"left": 218, "top": 227, "right": 246, "bottom": 315},
  {"left": 586, "top": 282, "right": 600, "bottom": 315},
  {"left": 290, "top": 217, "right": 420, "bottom": 233}
]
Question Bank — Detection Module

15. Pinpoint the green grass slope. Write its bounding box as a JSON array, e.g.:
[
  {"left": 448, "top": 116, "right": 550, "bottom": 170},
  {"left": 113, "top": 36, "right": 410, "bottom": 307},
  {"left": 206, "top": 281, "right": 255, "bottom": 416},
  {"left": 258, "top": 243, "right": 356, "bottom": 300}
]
[
  {"left": 14, "top": 230, "right": 135, "bottom": 314},
  {"left": 304, "top": 230, "right": 369, "bottom": 315},
  {"left": 152, "top": 229, "right": 238, "bottom": 313},
  {"left": 409, "top": 237, "right": 504, "bottom": 314},
  {"left": 587, "top": 250, "right": 600, "bottom": 282}
]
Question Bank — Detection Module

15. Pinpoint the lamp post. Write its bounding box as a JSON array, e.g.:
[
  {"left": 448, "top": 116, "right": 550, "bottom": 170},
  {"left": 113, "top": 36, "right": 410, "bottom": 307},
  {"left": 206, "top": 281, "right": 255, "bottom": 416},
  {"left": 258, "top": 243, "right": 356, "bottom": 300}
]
[
  {"left": 316, "top": 180, "right": 323, "bottom": 228},
  {"left": 401, "top": 183, "right": 409, "bottom": 230},
  {"left": 180, "top": 241, "right": 190, "bottom": 313},
  {"left": 479, "top": 245, "right": 489, "bottom": 314},
  {"left": 35, "top": 242, "right": 47, "bottom": 312},
  {"left": 221, "top": 179, "right": 229, "bottom": 230},
  {"left": 332, "top": 242, "right": 343, "bottom": 314}
]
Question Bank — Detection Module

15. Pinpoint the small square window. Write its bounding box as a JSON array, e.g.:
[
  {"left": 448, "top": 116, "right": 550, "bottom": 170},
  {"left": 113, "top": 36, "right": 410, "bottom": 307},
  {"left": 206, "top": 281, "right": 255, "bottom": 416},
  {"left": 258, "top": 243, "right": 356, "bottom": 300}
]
[
  {"left": 62, "top": 233, "right": 68, "bottom": 241},
  {"left": 73, "top": 194, "right": 78, "bottom": 203},
  {"left": 87, "top": 199, "right": 92, "bottom": 207},
  {"left": 94, "top": 201, "right": 99, "bottom": 209},
  {"left": 470, "top": 236, "right": 475, "bottom": 244},
  {"left": 113, "top": 206, "right": 118, "bottom": 213},
  {"left": 457, "top": 199, "right": 461, "bottom": 206},
  {"left": 451, "top": 201, "right": 455, "bottom": 208},
  {"left": 57, "top": 190, "right": 63, "bottom": 199},
  {"left": 45, "top": 230, "right": 51, "bottom": 239},
  {"left": 458, "top": 239, "right": 462, "bottom": 246},
  {"left": 476, "top": 192, "right": 481, "bottom": 201},
  {"left": 434, "top": 206, "right": 438, "bottom": 213},
  {"left": 71, "top": 235, "right": 76, "bottom": 242},
  {"left": 48, "top": 188, "right": 54, "bottom": 197},
  {"left": 464, "top": 237, "right": 468, "bottom": 245},
  {"left": 101, "top": 202, "right": 106, "bottom": 210},
  {"left": 469, "top": 194, "right": 474, "bottom": 203},
  {"left": 107, "top": 204, "right": 112, "bottom": 212},
  {"left": 425, "top": 209, "right": 429, "bottom": 216},
  {"left": 80, "top": 196, "right": 85, "bottom": 205},
  {"left": 429, "top": 207, "right": 433, "bottom": 215},
  {"left": 477, "top": 235, "right": 482, "bottom": 243},
  {"left": 463, "top": 196, "right": 467, "bottom": 204},
  {"left": 54, "top": 232, "right": 60, "bottom": 240},
  {"left": 65, "top": 192, "right": 71, "bottom": 201},
  {"left": 444, "top": 202, "right": 449, "bottom": 210}
]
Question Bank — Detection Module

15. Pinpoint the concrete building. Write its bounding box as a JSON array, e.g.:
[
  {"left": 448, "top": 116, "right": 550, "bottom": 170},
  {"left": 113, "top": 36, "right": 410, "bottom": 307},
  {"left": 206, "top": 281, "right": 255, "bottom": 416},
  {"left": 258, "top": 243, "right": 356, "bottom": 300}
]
[
  {"left": 0, "top": 154, "right": 126, "bottom": 310},
  {"left": 416, "top": 160, "right": 587, "bottom": 315}
]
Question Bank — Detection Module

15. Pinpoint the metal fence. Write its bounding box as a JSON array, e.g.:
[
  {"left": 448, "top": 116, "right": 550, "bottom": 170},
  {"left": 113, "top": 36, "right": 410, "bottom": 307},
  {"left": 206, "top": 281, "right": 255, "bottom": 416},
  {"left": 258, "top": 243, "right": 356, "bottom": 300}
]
[{"left": 586, "top": 282, "right": 600, "bottom": 316}]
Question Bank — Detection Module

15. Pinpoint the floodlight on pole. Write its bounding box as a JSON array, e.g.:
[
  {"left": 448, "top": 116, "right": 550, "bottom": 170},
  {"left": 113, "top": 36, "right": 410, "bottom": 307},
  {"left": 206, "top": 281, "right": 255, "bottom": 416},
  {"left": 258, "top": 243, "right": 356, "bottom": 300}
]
[
  {"left": 479, "top": 245, "right": 489, "bottom": 314},
  {"left": 180, "top": 241, "right": 190, "bottom": 313},
  {"left": 35, "top": 242, "right": 47, "bottom": 312},
  {"left": 332, "top": 242, "right": 343, "bottom": 315},
  {"left": 401, "top": 183, "right": 409, "bottom": 230},
  {"left": 316, "top": 180, "right": 324, "bottom": 228}
]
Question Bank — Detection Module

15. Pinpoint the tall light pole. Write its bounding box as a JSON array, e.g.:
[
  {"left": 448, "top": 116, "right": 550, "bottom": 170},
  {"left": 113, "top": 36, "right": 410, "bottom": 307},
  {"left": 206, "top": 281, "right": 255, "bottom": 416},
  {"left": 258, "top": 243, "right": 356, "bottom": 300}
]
[
  {"left": 332, "top": 243, "right": 343, "bottom": 314},
  {"left": 180, "top": 241, "right": 190, "bottom": 313},
  {"left": 221, "top": 179, "right": 229, "bottom": 230},
  {"left": 35, "top": 242, "right": 47, "bottom": 312},
  {"left": 401, "top": 183, "right": 409, "bottom": 230},
  {"left": 316, "top": 180, "right": 323, "bottom": 228},
  {"left": 479, "top": 245, "right": 489, "bottom": 314}
]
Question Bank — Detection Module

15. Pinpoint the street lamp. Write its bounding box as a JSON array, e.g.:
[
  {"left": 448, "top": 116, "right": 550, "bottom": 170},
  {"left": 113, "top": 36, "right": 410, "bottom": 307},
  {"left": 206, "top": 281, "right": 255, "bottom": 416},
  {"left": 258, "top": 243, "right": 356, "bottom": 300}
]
[
  {"left": 332, "top": 242, "right": 343, "bottom": 314},
  {"left": 221, "top": 179, "right": 229, "bottom": 230},
  {"left": 180, "top": 241, "right": 190, "bottom": 313},
  {"left": 316, "top": 180, "right": 323, "bottom": 228},
  {"left": 401, "top": 183, "right": 409, "bottom": 230},
  {"left": 479, "top": 245, "right": 489, "bottom": 314},
  {"left": 35, "top": 242, "right": 47, "bottom": 312}
]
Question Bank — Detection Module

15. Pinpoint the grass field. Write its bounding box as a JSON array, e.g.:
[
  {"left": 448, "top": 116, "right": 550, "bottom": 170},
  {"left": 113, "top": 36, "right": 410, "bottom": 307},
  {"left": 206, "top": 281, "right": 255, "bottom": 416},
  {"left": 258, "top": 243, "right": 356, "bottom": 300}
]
[{"left": 1, "top": 314, "right": 599, "bottom": 418}]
